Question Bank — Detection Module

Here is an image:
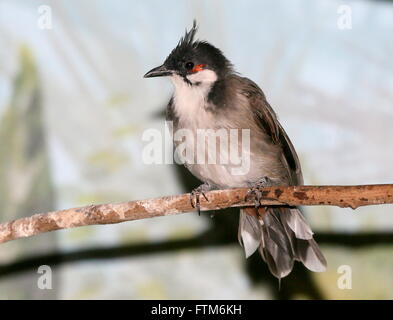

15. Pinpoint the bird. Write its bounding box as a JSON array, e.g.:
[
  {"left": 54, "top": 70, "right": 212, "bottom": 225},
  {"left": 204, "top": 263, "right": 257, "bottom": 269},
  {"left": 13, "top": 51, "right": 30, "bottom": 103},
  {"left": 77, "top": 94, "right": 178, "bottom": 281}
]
[{"left": 144, "top": 21, "right": 327, "bottom": 279}]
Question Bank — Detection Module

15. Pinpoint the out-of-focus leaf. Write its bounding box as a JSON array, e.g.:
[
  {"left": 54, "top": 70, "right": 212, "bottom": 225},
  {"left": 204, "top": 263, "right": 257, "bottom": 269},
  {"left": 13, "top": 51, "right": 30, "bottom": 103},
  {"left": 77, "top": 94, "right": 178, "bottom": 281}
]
[{"left": 0, "top": 46, "right": 57, "bottom": 299}]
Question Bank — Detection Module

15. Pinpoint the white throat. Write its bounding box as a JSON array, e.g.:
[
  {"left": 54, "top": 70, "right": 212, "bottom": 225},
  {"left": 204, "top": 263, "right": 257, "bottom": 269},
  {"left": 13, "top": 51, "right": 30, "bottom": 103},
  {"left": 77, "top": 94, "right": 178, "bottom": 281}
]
[{"left": 170, "top": 70, "right": 217, "bottom": 125}]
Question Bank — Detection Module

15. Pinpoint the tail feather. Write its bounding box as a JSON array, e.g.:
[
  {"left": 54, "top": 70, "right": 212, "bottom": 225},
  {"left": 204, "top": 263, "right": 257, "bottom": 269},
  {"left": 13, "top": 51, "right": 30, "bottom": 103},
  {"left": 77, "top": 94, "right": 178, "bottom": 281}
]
[
  {"left": 261, "top": 213, "right": 295, "bottom": 278},
  {"left": 282, "top": 208, "right": 314, "bottom": 240},
  {"left": 295, "top": 238, "right": 327, "bottom": 272},
  {"left": 263, "top": 211, "right": 294, "bottom": 256},
  {"left": 238, "top": 206, "right": 327, "bottom": 278},
  {"left": 238, "top": 210, "right": 261, "bottom": 258}
]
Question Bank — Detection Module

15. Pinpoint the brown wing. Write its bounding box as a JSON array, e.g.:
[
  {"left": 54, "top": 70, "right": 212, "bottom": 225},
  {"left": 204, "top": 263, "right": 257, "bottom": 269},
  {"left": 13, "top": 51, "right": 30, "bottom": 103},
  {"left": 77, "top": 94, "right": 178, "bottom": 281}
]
[{"left": 239, "top": 76, "right": 303, "bottom": 185}]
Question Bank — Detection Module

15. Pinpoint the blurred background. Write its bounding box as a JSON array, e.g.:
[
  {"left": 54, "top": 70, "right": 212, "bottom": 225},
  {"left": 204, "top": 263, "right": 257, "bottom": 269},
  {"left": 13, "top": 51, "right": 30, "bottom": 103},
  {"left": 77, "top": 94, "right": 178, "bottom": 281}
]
[{"left": 0, "top": 0, "right": 393, "bottom": 299}]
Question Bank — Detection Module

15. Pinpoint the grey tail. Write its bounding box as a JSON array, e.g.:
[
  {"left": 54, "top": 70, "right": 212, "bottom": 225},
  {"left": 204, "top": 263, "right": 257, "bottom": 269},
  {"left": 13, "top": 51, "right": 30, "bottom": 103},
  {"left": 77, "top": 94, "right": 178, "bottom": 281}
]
[{"left": 238, "top": 206, "right": 327, "bottom": 279}]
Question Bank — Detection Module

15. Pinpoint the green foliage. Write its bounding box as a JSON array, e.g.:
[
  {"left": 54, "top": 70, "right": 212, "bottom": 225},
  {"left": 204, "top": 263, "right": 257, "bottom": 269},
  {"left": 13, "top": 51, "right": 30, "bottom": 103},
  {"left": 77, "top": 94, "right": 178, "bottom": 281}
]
[{"left": 0, "top": 46, "right": 55, "bottom": 222}]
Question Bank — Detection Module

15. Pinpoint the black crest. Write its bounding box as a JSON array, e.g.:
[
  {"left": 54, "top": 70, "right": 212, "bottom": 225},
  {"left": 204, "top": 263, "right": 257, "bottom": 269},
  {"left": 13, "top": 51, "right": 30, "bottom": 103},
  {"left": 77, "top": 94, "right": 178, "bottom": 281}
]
[
  {"left": 167, "top": 20, "right": 198, "bottom": 62},
  {"left": 178, "top": 20, "right": 198, "bottom": 51},
  {"left": 164, "top": 20, "right": 233, "bottom": 78}
]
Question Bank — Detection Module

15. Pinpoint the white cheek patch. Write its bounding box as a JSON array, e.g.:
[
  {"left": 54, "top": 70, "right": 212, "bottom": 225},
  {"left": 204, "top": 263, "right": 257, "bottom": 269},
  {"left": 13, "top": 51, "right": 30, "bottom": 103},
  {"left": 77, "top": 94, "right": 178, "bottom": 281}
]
[{"left": 186, "top": 69, "right": 217, "bottom": 84}]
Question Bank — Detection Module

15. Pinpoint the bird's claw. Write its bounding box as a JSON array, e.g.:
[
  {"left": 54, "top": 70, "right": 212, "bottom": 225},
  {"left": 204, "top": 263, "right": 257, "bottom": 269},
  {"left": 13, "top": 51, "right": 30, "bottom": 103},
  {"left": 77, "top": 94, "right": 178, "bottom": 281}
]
[
  {"left": 246, "top": 188, "right": 263, "bottom": 208},
  {"left": 245, "top": 177, "right": 274, "bottom": 208},
  {"left": 190, "top": 184, "right": 210, "bottom": 216}
]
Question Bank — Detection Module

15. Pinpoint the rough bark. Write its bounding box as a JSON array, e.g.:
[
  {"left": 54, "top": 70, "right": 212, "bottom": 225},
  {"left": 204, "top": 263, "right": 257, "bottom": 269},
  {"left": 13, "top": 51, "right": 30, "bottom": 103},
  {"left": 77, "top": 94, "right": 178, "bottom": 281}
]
[{"left": 1, "top": 184, "right": 392, "bottom": 244}]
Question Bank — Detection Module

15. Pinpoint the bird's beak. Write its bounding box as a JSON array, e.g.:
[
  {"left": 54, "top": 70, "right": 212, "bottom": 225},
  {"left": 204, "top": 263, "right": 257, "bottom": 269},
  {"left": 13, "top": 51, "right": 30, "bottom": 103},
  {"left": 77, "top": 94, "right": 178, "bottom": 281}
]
[{"left": 144, "top": 65, "right": 172, "bottom": 78}]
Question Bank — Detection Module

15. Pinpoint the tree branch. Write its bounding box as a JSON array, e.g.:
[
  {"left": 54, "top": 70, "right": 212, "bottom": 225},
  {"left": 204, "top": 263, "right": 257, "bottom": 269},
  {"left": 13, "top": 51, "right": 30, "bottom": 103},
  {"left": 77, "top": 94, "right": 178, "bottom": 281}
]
[{"left": 1, "top": 184, "right": 392, "bottom": 244}]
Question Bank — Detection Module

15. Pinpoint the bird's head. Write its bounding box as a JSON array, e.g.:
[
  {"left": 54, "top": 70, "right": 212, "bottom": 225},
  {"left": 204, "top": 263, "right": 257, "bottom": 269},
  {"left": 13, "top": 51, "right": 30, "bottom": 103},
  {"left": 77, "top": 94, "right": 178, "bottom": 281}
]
[{"left": 144, "top": 21, "right": 232, "bottom": 86}]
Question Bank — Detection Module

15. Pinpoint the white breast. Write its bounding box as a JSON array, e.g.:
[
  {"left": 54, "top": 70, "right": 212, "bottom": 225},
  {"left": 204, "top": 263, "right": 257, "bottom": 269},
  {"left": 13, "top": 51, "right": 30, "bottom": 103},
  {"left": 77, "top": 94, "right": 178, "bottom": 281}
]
[{"left": 170, "top": 71, "right": 217, "bottom": 126}]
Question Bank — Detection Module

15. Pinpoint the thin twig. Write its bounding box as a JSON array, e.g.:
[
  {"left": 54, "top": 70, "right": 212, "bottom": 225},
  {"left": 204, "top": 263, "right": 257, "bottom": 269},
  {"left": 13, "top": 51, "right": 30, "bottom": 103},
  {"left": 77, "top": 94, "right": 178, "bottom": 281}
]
[{"left": 0, "top": 184, "right": 392, "bottom": 244}]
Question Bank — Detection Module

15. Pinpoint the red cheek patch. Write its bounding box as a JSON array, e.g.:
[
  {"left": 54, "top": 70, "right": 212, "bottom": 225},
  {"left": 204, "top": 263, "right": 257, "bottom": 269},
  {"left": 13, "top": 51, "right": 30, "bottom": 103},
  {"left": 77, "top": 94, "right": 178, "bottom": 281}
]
[{"left": 191, "top": 64, "right": 206, "bottom": 73}]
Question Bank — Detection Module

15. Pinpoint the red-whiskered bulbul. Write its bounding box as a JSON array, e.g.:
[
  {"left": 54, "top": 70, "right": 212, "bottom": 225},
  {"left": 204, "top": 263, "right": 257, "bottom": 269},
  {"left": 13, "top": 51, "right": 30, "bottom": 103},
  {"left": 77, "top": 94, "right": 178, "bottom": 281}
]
[{"left": 144, "top": 21, "right": 327, "bottom": 278}]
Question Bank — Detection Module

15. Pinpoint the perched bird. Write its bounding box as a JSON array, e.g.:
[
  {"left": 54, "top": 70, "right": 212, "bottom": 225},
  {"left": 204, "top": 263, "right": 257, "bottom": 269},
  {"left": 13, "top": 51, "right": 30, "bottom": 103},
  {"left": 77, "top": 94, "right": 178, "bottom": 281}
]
[{"left": 144, "top": 21, "right": 326, "bottom": 278}]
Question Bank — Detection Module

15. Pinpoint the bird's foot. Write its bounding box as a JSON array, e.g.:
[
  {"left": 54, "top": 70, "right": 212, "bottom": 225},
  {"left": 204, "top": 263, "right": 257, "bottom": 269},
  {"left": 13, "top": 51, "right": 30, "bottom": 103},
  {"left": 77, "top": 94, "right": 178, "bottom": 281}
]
[
  {"left": 246, "top": 177, "right": 275, "bottom": 208},
  {"left": 190, "top": 183, "right": 211, "bottom": 216}
]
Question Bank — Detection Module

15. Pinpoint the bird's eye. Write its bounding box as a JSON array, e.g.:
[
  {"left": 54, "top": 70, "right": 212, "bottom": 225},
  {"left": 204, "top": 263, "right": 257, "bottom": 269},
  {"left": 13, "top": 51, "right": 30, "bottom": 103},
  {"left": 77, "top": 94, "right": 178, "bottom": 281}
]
[{"left": 185, "top": 62, "right": 194, "bottom": 70}]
